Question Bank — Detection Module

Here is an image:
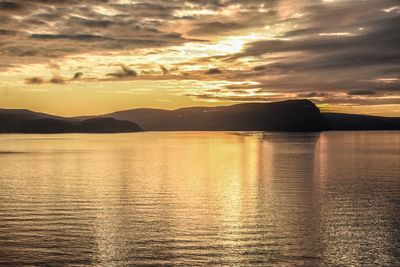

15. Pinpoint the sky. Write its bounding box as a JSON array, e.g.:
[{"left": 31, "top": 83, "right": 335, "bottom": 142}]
[{"left": 0, "top": 0, "right": 399, "bottom": 116}]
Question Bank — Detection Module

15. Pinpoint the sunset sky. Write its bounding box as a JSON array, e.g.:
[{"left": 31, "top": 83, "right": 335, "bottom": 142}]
[{"left": 0, "top": 0, "right": 399, "bottom": 116}]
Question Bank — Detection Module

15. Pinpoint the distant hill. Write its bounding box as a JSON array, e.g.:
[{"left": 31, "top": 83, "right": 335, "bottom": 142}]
[
  {"left": 0, "top": 108, "right": 67, "bottom": 133},
  {"left": 323, "top": 113, "right": 400, "bottom": 130},
  {"left": 2, "top": 100, "right": 400, "bottom": 133},
  {"left": 77, "top": 118, "right": 143, "bottom": 133},
  {"left": 0, "top": 109, "right": 143, "bottom": 133},
  {"left": 103, "top": 100, "right": 331, "bottom": 132},
  {"left": 15, "top": 118, "right": 74, "bottom": 133}
]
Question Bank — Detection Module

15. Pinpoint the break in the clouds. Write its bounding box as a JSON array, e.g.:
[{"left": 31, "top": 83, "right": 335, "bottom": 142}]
[{"left": 0, "top": 0, "right": 400, "bottom": 113}]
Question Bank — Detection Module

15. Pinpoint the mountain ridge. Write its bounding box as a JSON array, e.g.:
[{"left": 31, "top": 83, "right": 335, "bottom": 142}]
[
  {"left": 324, "top": 112, "right": 400, "bottom": 130},
  {"left": 100, "top": 100, "right": 331, "bottom": 132},
  {"left": 0, "top": 111, "right": 143, "bottom": 133},
  {"left": 1, "top": 100, "right": 400, "bottom": 133}
]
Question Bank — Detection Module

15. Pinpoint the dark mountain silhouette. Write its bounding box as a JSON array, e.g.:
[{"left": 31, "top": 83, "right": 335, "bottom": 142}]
[
  {"left": 323, "top": 113, "right": 400, "bottom": 130},
  {"left": 14, "top": 118, "right": 142, "bottom": 133},
  {"left": 102, "top": 100, "right": 331, "bottom": 132},
  {"left": 15, "top": 118, "right": 74, "bottom": 133},
  {"left": 0, "top": 108, "right": 66, "bottom": 133},
  {"left": 0, "top": 109, "right": 142, "bottom": 133},
  {"left": 1, "top": 100, "right": 400, "bottom": 133},
  {"left": 77, "top": 118, "right": 142, "bottom": 133}
]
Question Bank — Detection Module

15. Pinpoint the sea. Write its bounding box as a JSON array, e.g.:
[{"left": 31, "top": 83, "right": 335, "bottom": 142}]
[{"left": 0, "top": 131, "right": 399, "bottom": 266}]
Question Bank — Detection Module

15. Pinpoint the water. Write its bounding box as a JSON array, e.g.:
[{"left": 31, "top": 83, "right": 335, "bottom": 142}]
[{"left": 0, "top": 131, "right": 399, "bottom": 266}]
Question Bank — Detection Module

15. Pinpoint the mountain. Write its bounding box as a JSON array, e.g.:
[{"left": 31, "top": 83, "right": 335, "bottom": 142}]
[
  {"left": 2, "top": 100, "right": 400, "bottom": 133},
  {"left": 14, "top": 118, "right": 143, "bottom": 133},
  {"left": 323, "top": 113, "right": 400, "bottom": 130},
  {"left": 15, "top": 118, "right": 74, "bottom": 133},
  {"left": 76, "top": 118, "right": 143, "bottom": 133},
  {"left": 0, "top": 109, "right": 143, "bottom": 133},
  {"left": 103, "top": 100, "right": 331, "bottom": 132},
  {"left": 0, "top": 108, "right": 67, "bottom": 133}
]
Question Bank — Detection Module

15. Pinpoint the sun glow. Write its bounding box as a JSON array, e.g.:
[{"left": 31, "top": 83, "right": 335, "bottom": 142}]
[
  {"left": 0, "top": 0, "right": 398, "bottom": 117},
  {"left": 8, "top": 33, "right": 265, "bottom": 84}
]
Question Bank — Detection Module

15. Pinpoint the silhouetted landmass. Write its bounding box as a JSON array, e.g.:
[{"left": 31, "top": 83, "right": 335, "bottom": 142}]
[
  {"left": 77, "top": 118, "right": 142, "bottom": 133},
  {"left": 323, "top": 113, "right": 400, "bottom": 130},
  {"left": 103, "top": 100, "right": 331, "bottom": 132},
  {"left": 0, "top": 108, "right": 65, "bottom": 133},
  {"left": 14, "top": 118, "right": 142, "bottom": 133},
  {"left": 15, "top": 118, "right": 74, "bottom": 133},
  {"left": 2, "top": 100, "right": 400, "bottom": 133},
  {"left": 0, "top": 109, "right": 142, "bottom": 133}
]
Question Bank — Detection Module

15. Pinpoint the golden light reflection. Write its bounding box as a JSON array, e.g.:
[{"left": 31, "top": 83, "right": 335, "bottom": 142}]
[{"left": 1, "top": 132, "right": 399, "bottom": 265}]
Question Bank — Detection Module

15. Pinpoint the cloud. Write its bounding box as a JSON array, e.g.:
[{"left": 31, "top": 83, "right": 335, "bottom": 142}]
[
  {"left": 253, "top": 65, "right": 267, "bottom": 71},
  {"left": 31, "top": 34, "right": 111, "bottom": 42},
  {"left": 348, "top": 89, "right": 377, "bottom": 96},
  {"left": 0, "top": 0, "right": 195, "bottom": 68},
  {"left": 49, "top": 75, "right": 66, "bottom": 84},
  {"left": 107, "top": 65, "right": 138, "bottom": 78},
  {"left": 121, "top": 65, "right": 137, "bottom": 76},
  {"left": 188, "top": 21, "right": 240, "bottom": 36},
  {"left": 185, "top": 93, "right": 287, "bottom": 103},
  {"left": 302, "top": 92, "right": 328, "bottom": 98},
  {"left": 224, "top": 83, "right": 260, "bottom": 90},
  {"left": 0, "top": 29, "right": 16, "bottom": 35},
  {"left": 160, "top": 65, "right": 169, "bottom": 75},
  {"left": 48, "top": 62, "right": 60, "bottom": 70},
  {"left": 25, "top": 77, "right": 45, "bottom": 85},
  {"left": 73, "top": 72, "right": 83, "bottom": 80},
  {"left": 205, "top": 68, "right": 222, "bottom": 75},
  {"left": 25, "top": 71, "right": 85, "bottom": 85},
  {"left": 214, "top": 1, "right": 400, "bottom": 104},
  {"left": 0, "top": 1, "right": 20, "bottom": 11},
  {"left": 1, "top": 0, "right": 399, "bottom": 108}
]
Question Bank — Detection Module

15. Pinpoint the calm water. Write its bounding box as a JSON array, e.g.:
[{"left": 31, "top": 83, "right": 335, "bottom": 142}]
[{"left": 0, "top": 132, "right": 399, "bottom": 266}]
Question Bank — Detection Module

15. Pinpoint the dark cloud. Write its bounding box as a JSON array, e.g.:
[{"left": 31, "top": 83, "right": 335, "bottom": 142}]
[
  {"left": 82, "top": 19, "right": 114, "bottom": 28},
  {"left": 0, "top": 0, "right": 194, "bottom": 67},
  {"left": 253, "top": 65, "right": 267, "bottom": 71},
  {"left": 185, "top": 93, "right": 285, "bottom": 102},
  {"left": 205, "top": 68, "right": 222, "bottom": 75},
  {"left": 121, "top": 65, "right": 137, "bottom": 76},
  {"left": 224, "top": 83, "right": 260, "bottom": 90},
  {"left": 31, "top": 34, "right": 111, "bottom": 42},
  {"left": 73, "top": 72, "right": 83, "bottom": 80},
  {"left": 160, "top": 65, "right": 169, "bottom": 75},
  {"left": 107, "top": 65, "right": 138, "bottom": 78},
  {"left": 305, "top": 92, "right": 327, "bottom": 98},
  {"left": 0, "top": 29, "right": 16, "bottom": 35},
  {"left": 49, "top": 75, "right": 66, "bottom": 84},
  {"left": 0, "top": 1, "right": 20, "bottom": 10},
  {"left": 164, "top": 33, "right": 182, "bottom": 39},
  {"left": 348, "top": 89, "right": 377, "bottom": 96},
  {"left": 188, "top": 21, "right": 239, "bottom": 36},
  {"left": 0, "top": 0, "right": 399, "bottom": 107},
  {"left": 220, "top": 1, "right": 400, "bottom": 103},
  {"left": 25, "top": 71, "right": 85, "bottom": 85},
  {"left": 236, "top": 16, "right": 400, "bottom": 62},
  {"left": 25, "top": 77, "right": 45, "bottom": 85}
]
